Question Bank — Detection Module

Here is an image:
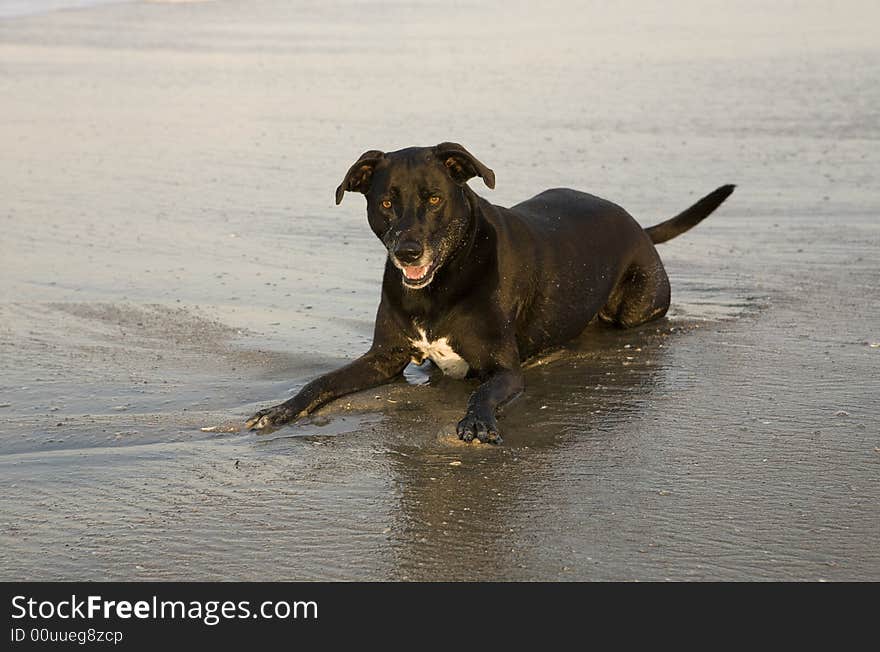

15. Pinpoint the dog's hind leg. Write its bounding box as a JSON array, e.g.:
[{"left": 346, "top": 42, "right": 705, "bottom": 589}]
[{"left": 598, "top": 248, "right": 671, "bottom": 328}]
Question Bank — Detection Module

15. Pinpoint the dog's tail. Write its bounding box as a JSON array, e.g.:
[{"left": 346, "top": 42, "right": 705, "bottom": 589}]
[{"left": 645, "top": 184, "right": 735, "bottom": 244}]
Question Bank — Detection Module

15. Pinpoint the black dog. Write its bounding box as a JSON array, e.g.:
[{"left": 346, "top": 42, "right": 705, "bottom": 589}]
[{"left": 247, "top": 143, "right": 734, "bottom": 443}]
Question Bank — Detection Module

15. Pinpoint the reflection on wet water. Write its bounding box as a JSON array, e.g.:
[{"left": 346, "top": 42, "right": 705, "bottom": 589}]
[
  {"left": 380, "top": 321, "right": 679, "bottom": 579},
  {"left": 2, "top": 0, "right": 878, "bottom": 581}
]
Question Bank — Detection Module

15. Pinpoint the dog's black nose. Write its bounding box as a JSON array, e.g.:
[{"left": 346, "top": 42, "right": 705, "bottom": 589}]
[{"left": 394, "top": 240, "right": 423, "bottom": 264}]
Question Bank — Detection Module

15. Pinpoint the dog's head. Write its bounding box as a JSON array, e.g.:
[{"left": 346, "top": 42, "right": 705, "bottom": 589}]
[{"left": 335, "top": 143, "right": 494, "bottom": 289}]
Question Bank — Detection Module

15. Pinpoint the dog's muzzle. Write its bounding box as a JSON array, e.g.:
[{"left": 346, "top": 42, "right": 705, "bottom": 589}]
[{"left": 391, "top": 240, "right": 438, "bottom": 288}]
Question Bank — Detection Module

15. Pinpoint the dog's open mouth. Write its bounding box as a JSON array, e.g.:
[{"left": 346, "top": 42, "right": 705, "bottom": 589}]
[
  {"left": 400, "top": 261, "right": 437, "bottom": 289},
  {"left": 403, "top": 264, "right": 430, "bottom": 281}
]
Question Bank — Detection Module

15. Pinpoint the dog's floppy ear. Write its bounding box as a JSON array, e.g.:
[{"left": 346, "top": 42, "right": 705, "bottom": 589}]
[
  {"left": 335, "top": 150, "right": 385, "bottom": 205},
  {"left": 434, "top": 142, "right": 495, "bottom": 189}
]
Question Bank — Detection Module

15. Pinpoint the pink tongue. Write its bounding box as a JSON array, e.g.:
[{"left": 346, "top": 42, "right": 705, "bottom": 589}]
[{"left": 403, "top": 265, "right": 429, "bottom": 280}]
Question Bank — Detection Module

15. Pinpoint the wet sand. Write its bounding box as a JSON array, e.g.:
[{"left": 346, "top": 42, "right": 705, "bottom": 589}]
[{"left": 1, "top": 0, "right": 878, "bottom": 580}]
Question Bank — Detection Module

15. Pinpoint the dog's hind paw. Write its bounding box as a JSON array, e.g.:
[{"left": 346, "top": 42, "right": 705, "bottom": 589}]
[{"left": 456, "top": 412, "right": 503, "bottom": 445}]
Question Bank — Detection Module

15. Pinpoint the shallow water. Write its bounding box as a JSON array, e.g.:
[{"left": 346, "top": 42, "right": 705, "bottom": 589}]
[{"left": 1, "top": 0, "right": 878, "bottom": 580}]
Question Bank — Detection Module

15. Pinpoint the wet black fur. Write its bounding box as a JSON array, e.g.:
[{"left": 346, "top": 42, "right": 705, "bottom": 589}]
[{"left": 247, "top": 143, "right": 734, "bottom": 444}]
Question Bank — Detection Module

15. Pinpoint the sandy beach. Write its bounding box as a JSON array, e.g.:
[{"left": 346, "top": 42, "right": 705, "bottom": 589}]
[{"left": 1, "top": 0, "right": 878, "bottom": 580}]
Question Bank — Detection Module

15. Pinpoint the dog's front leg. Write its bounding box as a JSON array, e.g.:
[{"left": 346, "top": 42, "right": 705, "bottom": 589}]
[
  {"left": 246, "top": 346, "right": 409, "bottom": 431},
  {"left": 456, "top": 365, "right": 524, "bottom": 445}
]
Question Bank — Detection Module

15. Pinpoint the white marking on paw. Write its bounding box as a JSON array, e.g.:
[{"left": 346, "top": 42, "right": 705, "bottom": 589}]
[{"left": 410, "top": 328, "right": 469, "bottom": 379}]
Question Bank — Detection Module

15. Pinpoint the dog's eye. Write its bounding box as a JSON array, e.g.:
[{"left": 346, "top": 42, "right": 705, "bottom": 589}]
[
  {"left": 428, "top": 195, "right": 441, "bottom": 205},
  {"left": 381, "top": 199, "right": 392, "bottom": 209}
]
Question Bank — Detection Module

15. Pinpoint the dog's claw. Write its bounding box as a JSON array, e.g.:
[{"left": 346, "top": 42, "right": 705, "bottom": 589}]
[{"left": 486, "top": 431, "right": 503, "bottom": 445}]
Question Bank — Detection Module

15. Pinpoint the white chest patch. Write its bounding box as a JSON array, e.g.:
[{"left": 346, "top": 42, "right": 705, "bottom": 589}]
[{"left": 410, "top": 328, "right": 469, "bottom": 379}]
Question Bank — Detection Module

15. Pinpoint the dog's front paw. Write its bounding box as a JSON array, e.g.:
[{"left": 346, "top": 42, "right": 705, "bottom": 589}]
[
  {"left": 456, "top": 411, "right": 503, "bottom": 445},
  {"left": 245, "top": 403, "right": 299, "bottom": 431}
]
